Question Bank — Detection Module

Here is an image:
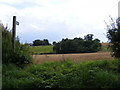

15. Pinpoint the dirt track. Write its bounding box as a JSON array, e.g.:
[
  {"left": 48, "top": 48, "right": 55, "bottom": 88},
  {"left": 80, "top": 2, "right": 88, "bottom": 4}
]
[{"left": 32, "top": 52, "right": 114, "bottom": 64}]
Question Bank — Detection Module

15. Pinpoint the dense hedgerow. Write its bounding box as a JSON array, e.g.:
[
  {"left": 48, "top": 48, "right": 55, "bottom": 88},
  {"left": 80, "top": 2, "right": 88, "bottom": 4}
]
[
  {"left": 2, "top": 59, "right": 120, "bottom": 89},
  {"left": 1, "top": 23, "right": 32, "bottom": 66}
]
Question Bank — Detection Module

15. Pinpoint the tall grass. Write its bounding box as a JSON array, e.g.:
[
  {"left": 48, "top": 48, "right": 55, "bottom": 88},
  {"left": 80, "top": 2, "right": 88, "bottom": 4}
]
[{"left": 3, "top": 59, "right": 120, "bottom": 89}]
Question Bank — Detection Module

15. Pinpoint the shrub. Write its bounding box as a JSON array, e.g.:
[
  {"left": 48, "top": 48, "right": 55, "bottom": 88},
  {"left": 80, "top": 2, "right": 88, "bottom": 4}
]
[
  {"left": 105, "top": 17, "right": 120, "bottom": 58},
  {"left": 93, "top": 70, "right": 120, "bottom": 88},
  {"left": 2, "top": 59, "right": 120, "bottom": 89},
  {"left": 1, "top": 23, "right": 32, "bottom": 66}
]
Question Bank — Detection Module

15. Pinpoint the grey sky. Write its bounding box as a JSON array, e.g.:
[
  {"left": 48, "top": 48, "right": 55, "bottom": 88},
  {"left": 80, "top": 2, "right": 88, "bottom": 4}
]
[{"left": 0, "top": 0, "right": 119, "bottom": 43}]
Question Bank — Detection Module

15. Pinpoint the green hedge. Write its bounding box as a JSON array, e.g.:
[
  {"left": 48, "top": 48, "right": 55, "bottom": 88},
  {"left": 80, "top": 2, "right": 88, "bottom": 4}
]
[{"left": 1, "top": 23, "right": 32, "bottom": 66}]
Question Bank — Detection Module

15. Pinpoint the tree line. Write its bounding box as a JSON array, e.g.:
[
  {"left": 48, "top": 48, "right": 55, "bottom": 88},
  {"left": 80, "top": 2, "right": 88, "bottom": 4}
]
[
  {"left": 53, "top": 34, "right": 102, "bottom": 54},
  {"left": 32, "top": 39, "right": 51, "bottom": 46},
  {"left": 27, "top": 17, "right": 120, "bottom": 58}
]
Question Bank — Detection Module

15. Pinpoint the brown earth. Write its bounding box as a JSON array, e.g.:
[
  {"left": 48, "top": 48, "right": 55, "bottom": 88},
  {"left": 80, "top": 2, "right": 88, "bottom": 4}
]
[{"left": 32, "top": 52, "right": 114, "bottom": 64}]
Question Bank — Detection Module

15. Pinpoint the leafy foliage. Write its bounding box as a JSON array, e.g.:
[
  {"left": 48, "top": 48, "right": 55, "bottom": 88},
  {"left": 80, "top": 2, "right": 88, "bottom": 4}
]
[
  {"left": 52, "top": 41, "right": 56, "bottom": 45},
  {"left": 3, "top": 59, "right": 120, "bottom": 89},
  {"left": 53, "top": 34, "right": 101, "bottom": 54},
  {"left": 33, "top": 39, "right": 51, "bottom": 46},
  {"left": 84, "top": 34, "right": 94, "bottom": 41},
  {"left": 105, "top": 17, "right": 120, "bottom": 58},
  {"left": 1, "top": 23, "right": 31, "bottom": 66}
]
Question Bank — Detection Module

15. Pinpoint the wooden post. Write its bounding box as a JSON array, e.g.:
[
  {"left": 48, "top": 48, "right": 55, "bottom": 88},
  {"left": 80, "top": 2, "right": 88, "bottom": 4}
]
[{"left": 12, "top": 16, "right": 16, "bottom": 51}]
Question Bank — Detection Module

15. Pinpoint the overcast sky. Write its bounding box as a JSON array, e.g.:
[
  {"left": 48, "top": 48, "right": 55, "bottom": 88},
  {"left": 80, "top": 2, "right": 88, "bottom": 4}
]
[{"left": 0, "top": 0, "right": 119, "bottom": 43}]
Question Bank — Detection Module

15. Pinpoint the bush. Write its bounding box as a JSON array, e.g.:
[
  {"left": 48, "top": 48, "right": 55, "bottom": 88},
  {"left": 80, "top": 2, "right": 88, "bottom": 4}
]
[
  {"left": 3, "top": 59, "right": 120, "bottom": 89},
  {"left": 105, "top": 17, "right": 120, "bottom": 58},
  {"left": 10, "top": 44, "right": 32, "bottom": 66},
  {"left": 93, "top": 70, "right": 120, "bottom": 88},
  {"left": 1, "top": 23, "right": 32, "bottom": 66},
  {"left": 2, "top": 64, "right": 43, "bottom": 89}
]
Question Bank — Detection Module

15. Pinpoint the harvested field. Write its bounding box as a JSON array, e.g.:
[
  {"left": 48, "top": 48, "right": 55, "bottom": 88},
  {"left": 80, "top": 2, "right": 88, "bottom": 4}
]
[
  {"left": 101, "top": 42, "right": 109, "bottom": 47},
  {"left": 32, "top": 52, "right": 114, "bottom": 64}
]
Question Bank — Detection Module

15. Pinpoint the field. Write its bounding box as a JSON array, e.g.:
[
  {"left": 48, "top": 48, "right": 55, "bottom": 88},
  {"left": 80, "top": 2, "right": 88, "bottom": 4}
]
[
  {"left": 31, "top": 43, "right": 113, "bottom": 64},
  {"left": 100, "top": 43, "right": 109, "bottom": 52},
  {"left": 3, "top": 42, "right": 120, "bottom": 89},
  {"left": 2, "top": 19, "right": 120, "bottom": 89},
  {"left": 29, "top": 43, "right": 109, "bottom": 54},
  {"left": 32, "top": 52, "right": 114, "bottom": 64},
  {"left": 29, "top": 45, "right": 54, "bottom": 54}
]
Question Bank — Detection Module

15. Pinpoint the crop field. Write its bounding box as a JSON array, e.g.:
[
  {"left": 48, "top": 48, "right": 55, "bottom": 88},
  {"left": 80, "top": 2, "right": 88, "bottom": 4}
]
[
  {"left": 100, "top": 43, "right": 109, "bottom": 52},
  {"left": 32, "top": 52, "right": 114, "bottom": 64},
  {"left": 31, "top": 43, "right": 112, "bottom": 64}
]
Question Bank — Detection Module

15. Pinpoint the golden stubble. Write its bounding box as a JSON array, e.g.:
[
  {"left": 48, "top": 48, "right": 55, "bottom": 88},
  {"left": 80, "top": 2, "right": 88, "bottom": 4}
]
[{"left": 32, "top": 52, "right": 114, "bottom": 64}]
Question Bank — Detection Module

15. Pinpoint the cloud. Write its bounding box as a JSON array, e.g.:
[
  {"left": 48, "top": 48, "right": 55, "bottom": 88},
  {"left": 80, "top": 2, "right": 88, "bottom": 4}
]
[
  {"left": 0, "top": 0, "right": 23, "bottom": 4},
  {"left": 0, "top": 0, "right": 119, "bottom": 43}
]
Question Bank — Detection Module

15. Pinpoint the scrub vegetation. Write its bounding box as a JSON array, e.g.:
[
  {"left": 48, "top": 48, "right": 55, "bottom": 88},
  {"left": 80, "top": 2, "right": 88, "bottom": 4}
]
[{"left": 3, "top": 59, "right": 120, "bottom": 89}]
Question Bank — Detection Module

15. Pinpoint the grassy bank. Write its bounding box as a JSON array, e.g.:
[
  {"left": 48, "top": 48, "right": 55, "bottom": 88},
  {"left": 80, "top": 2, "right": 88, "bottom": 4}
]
[{"left": 3, "top": 59, "right": 120, "bottom": 89}]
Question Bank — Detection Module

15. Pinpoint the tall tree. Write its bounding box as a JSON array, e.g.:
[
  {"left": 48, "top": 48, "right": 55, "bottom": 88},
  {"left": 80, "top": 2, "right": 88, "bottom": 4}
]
[
  {"left": 105, "top": 17, "right": 120, "bottom": 58},
  {"left": 43, "top": 39, "right": 50, "bottom": 45},
  {"left": 33, "top": 39, "right": 50, "bottom": 46},
  {"left": 84, "top": 34, "right": 94, "bottom": 41},
  {"left": 33, "top": 40, "right": 42, "bottom": 46},
  {"left": 53, "top": 41, "right": 56, "bottom": 45}
]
